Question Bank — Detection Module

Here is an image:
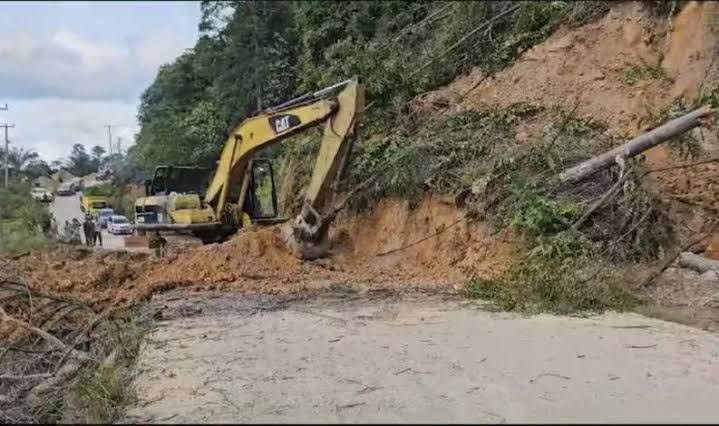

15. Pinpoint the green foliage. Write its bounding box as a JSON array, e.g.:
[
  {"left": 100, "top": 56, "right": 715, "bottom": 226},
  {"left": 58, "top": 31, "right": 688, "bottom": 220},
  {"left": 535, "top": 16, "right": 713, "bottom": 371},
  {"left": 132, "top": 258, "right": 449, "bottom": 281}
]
[
  {"left": 340, "top": 104, "right": 546, "bottom": 212},
  {"left": 0, "top": 147, "right": 49, "bottom": 180},
  {"left": 60, "top": 310, "right": 149, "bottom": 423},
  {"left": 622, "top": 63, "right": 665, "bottom": 86},
  {"left": 66, "top": 366, "right": 132, "bottom": 423},
  {"left": 466, "top": 231, "right": 640, "bottom": 313},
  {"left": 0, "top": 182, "right": 51, "bottom": 255},
  {"left": 134, "top": 1, "right": 598, "bottom": 171},
  {"left": 510, "top": 189, "right": 580, "bottom": 235},
  {"left": 83, "top": 183, "right": 115, "bottom": 197},
  {"left": 66, "top": 144, "right": 98, "bottom": 177}
]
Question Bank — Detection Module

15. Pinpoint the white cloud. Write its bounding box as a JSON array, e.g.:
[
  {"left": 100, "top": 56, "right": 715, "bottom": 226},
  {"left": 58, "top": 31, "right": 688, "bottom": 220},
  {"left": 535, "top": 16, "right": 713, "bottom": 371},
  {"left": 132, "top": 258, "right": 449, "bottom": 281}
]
[
  {"left": 0, "top": 1, "right": 200, "bottom": 162},
  {"left": 134, "top": 30, "right": 193, "bottom": 73},
  {"left": 51, "top": 30, "right": 127, "bottom": 70},
  {"left": 0, "top": 98, "right": 139, "bottom": 162},
  {"left": 0, "top": 28, "right": 196, "bottom": 101},
  {"left": 0, "top": 31, "right": 141, "bottom": 100}
]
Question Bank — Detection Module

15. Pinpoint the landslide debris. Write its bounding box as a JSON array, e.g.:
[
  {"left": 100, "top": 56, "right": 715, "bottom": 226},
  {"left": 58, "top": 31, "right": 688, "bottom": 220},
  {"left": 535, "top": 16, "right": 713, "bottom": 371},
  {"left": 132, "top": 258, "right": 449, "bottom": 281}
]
[{"left": 2, "top": 196, "right": 508, "bottom": 311}]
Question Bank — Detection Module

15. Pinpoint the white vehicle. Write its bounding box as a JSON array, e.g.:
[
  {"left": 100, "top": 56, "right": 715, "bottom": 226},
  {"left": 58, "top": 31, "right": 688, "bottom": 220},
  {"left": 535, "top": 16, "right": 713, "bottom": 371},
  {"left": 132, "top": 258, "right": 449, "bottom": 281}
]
[
  {"left": 30, "top": 187, "right": 54, "bottom": 203},
  {"left": 107, "top": 215, "right": 134, "bottom": 235}
]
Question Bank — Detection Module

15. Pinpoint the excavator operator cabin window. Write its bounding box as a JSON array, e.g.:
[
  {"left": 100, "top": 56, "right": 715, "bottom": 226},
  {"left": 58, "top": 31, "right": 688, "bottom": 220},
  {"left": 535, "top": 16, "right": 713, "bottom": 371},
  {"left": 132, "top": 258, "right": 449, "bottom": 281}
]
[{"left": 250, "top": 160, "right": 278, "bottom": 219}]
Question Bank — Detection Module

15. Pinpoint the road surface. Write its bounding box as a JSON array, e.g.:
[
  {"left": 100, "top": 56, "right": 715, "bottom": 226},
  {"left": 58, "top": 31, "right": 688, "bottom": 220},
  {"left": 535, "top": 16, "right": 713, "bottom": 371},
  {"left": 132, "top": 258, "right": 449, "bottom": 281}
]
[
  {"left": 50, "top": 193, "right": 128, "bottom": 250},
  {"left": 123, "top": 292, "right": 719, "bottom": 423}
]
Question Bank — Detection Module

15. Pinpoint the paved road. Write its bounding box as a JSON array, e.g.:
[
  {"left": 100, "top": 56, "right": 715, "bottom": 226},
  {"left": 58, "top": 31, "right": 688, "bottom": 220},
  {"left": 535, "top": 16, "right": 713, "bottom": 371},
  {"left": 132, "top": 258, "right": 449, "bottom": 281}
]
[
  {"left": 124, "top": 293, "right": 719, "bottom": 423},
  {"left": 50, "top": 193, "right": 127, "bottom": 250}
]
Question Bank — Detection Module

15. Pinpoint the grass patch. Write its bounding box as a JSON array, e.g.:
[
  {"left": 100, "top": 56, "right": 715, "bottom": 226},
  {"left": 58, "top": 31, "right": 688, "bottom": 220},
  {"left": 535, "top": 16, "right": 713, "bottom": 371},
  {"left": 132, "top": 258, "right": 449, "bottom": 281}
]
[
  {"left": 623, "top": 63, "right": 665, "bottom": 86},
  {"left": 0, "top": 181, "right": 52, "bottom": 255},
  {"left": 0, "top": 220, "right": 49, "bottom": 255},
  {"left": 26, "top": 308, "right": 153, "bottom": 424},
  {"left": 65, "top": 365, "right": 133, "bottom": 423},
  {"left": 63, "top": 310, "right": 148, "bottom": 423},
  {"left": 466, "top": 232, "right": 641, "bottom": 314}
]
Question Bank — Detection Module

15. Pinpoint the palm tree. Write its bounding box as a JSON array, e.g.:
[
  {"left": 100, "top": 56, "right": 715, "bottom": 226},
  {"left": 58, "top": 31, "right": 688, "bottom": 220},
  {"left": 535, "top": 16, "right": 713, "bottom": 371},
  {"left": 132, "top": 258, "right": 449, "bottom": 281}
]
[{"left": 3, "top": 147, "right": 40, "bottom": 172}]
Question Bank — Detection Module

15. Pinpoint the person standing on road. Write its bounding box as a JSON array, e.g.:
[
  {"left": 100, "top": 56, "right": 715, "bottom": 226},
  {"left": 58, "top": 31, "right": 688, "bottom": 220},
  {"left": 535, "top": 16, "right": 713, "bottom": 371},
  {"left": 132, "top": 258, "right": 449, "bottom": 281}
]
[
  {"left": 83, "top": 215, "right": 95, "bottom": 247},
  {"left": 40, "top": 213, "right": 52, "bottom": 237},
  {"left": 93, "top": 214, "right": 103, "bottom": 247},
  {"left": 70, "top": 219, "right": 83, "bottom": 245},
  {"left": 148, "top": 231, "right": 167, "bottom": 258}
]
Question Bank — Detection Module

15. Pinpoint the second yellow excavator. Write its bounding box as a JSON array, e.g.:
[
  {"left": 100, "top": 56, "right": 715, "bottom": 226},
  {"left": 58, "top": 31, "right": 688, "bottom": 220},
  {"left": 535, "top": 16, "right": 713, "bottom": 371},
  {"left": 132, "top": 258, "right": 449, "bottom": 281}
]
[{"left": 135, "top": 78, "right": 365, "bottom": 259}]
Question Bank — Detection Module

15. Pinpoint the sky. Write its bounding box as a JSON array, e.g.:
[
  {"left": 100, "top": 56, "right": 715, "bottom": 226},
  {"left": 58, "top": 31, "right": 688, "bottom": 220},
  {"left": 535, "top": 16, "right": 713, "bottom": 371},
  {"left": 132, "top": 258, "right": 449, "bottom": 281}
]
[{"left": 0, "top": 1, "right": 201, "bottom": 162}]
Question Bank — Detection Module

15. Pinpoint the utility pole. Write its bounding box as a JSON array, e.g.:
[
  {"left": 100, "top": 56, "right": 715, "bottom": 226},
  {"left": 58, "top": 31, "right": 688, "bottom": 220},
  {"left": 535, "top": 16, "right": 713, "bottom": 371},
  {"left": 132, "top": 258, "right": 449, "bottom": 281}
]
[
  {"left": 105, "top": 124, "right": 113, "bottom": 156},
  {"left": 116, "top": 137, "right": 122, "bottom": 156},
  {"left": 2, "top": 123, "right": 15, "bottom": 187},
  {"left": 0, "top": 103, "right": 9, "bottom": 187}
]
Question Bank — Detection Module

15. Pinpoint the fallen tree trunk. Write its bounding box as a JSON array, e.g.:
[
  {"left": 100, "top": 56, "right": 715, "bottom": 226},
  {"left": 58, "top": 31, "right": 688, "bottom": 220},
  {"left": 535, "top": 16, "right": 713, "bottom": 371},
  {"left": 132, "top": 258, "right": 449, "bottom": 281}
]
[
  {"left": 558, "top": 105, "right": 714, "bottom": 184},
  {"left": 678, "top": 251, "right": 719, "bottom": 273}
]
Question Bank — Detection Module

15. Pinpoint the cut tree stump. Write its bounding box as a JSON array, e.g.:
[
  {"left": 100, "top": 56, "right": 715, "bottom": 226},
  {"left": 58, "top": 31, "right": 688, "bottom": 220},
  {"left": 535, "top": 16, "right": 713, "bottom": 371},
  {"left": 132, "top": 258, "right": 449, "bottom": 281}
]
[{"left": 558, "top": 105, "right": 714, "bottom": 184}]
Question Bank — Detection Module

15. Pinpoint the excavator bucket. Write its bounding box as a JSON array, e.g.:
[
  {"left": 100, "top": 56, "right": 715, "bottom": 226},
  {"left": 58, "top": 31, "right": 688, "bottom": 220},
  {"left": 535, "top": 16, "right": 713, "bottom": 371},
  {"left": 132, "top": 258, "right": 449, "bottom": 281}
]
[{"left": 284, "top": 79, "right": 365, "bottom": 260}]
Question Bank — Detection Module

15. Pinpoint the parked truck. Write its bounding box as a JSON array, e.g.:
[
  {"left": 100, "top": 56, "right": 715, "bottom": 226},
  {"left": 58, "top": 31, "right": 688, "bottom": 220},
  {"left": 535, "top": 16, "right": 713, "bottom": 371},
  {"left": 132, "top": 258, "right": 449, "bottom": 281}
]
[{"left": 80, "top": 195, "right": 111, "bottom": 215}]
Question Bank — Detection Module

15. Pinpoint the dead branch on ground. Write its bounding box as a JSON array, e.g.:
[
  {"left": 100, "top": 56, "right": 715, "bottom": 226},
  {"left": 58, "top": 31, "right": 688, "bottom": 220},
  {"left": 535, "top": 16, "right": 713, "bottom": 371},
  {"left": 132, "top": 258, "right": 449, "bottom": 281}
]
[{"left": 638, "top": 221, "right": 719, "bottom": 288}]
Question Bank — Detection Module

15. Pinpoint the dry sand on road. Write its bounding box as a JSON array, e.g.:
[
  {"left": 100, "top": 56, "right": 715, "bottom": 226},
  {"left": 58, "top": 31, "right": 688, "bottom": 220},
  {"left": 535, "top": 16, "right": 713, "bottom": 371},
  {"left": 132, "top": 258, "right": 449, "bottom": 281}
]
[{"left": 123, "top": 292, "right": 719, "bottom": 424}]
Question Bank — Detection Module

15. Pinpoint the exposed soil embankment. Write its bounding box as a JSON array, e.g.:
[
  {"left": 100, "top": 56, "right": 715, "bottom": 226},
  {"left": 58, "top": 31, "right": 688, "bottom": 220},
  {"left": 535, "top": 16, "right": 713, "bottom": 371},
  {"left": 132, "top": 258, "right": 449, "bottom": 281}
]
[
  {"left": 3, "top": 196, "right": 508, "bottom": 311},
  {"left": 422, "top": 1, "right": 719, "bottom": 213}
]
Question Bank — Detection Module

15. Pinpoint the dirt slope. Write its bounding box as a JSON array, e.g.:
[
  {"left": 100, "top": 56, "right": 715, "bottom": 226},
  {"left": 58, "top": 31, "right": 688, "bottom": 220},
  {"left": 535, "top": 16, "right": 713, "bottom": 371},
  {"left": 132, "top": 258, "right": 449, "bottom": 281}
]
[
  {"left": 418, "top": 0, "right": 719, "bottom": 241},
  {"left": 440, "top": 1, "right": 719, "bottom": 136}
]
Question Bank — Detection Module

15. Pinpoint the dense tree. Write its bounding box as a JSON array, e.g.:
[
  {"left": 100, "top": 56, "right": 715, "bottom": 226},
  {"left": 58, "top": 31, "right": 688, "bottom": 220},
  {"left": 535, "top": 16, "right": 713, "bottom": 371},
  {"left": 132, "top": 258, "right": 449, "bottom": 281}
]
[
  {"left": 91, "top": 145, "right": 106, "bottom": 161},
  {"left": 134, "top": 1, "right": 584, "bottom": 171},
  {"left": 3, "top": 147, "right": 39, "bottom": 172},
  {"left": 50, "top": 159, "right": 64, "bottom": 173},
  {"left": 23, "top": 160, "right": 51, "bottom": 180},
  {"left": 66, "top": 143, "right": 95, "bottom": 177},
  {"left": 0, "top": 147, "right": 50, "bottom": 179}
]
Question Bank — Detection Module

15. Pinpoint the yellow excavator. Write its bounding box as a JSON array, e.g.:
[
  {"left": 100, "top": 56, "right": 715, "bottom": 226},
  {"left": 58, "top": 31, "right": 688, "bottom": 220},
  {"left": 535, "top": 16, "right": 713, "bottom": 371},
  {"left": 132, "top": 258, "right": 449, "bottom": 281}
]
[{"left": 134, "top": 77, "right": 364, "bottom": 259}]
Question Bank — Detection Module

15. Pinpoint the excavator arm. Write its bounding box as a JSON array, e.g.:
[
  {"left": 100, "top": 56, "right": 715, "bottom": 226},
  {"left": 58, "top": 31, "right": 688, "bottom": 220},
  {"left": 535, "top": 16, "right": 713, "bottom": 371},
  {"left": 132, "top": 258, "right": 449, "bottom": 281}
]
[{"left": 207, "top": 78, "right": 362, "bottom": 215}]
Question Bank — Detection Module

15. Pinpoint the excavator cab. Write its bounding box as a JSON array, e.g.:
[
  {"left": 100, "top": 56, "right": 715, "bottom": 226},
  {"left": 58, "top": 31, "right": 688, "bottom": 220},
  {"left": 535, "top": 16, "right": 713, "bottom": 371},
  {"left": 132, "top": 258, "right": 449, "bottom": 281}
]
[{"left": 244, "top": 158, "right": 279, "bottom": 222}]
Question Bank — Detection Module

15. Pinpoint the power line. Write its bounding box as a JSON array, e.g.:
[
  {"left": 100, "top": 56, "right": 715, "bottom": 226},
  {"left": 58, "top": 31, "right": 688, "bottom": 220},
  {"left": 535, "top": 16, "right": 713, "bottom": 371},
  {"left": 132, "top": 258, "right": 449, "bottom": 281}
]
[
  {"left": 374, "top": 2, "right": 456, "bottom": 53},
  {"left": 408, "top": 4, "right": 520, "bottom": 79}
]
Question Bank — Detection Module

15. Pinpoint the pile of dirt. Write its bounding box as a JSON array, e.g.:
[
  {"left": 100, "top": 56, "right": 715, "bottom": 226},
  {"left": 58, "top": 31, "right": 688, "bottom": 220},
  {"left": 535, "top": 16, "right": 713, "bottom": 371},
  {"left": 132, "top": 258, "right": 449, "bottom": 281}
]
[
  {"left": 2, "top": 246, "right": 153, "bottom": 310},
  {"left": 2, "top": 195, "right": 514, "bottom": 310},
  {"left": 137, "top": 227, "right": 341, "bottom": 295}
]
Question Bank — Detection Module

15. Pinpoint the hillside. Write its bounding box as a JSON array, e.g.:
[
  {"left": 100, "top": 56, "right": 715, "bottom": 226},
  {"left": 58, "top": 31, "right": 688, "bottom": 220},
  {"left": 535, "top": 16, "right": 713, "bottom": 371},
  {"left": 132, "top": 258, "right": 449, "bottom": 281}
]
[{"left": 6, "top": 0, "right": 719, "bottom": 319}]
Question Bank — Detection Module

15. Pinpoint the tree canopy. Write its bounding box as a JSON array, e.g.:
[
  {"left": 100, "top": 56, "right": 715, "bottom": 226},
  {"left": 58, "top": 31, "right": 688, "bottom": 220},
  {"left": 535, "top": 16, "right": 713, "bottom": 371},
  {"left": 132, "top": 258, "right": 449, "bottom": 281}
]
[{"left": 133, "top": 1, "right": 593, "bottom": 171}]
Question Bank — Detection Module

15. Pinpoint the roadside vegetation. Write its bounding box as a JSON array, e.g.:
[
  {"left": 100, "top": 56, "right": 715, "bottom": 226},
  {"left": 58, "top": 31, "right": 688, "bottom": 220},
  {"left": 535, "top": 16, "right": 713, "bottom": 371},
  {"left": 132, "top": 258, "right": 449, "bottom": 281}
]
[
  {"left": 1, "top": 291, "right": 152, "bottom": 423},
  {"left": 0, "top": 182, "right": 52, "bottom": 256}
]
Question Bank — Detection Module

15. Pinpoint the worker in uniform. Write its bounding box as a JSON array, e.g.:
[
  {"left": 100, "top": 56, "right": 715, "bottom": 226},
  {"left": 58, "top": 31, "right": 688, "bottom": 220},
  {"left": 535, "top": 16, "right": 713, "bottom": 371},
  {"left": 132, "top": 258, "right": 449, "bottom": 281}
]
[
  {"left": 83, "top": 215, "right": 95, "bottom": 247},
  {"left": 148, "top": 231, "right": 167, "bottom": 258}
]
